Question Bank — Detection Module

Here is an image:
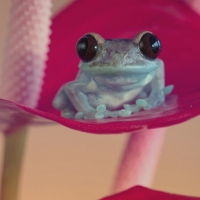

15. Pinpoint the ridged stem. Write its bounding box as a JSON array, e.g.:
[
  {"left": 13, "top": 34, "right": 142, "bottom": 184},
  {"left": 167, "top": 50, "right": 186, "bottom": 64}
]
[
  {"left": 0, "top": 0, "right": 52, "bottom": 199},
  {"left": 0, "top": 0, "right": 52, "bottom": 107}
]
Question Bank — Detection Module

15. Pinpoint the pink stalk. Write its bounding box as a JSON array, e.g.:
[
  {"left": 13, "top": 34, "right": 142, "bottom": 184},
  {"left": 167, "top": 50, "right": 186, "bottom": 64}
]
[
  {"left": 112, "top": 0, "right": 199, "bottom": 195},
  {"left": 112, "top": 128, "right": 166, "bottom": 193},
  {"left": 0, "top": 1, "right": 52, "bottom": 199}
]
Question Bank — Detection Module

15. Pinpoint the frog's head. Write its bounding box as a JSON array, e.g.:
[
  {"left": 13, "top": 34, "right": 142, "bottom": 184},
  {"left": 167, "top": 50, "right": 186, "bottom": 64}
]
[{"left": 76, "top": 31, "right": 162, "bottom": 75}]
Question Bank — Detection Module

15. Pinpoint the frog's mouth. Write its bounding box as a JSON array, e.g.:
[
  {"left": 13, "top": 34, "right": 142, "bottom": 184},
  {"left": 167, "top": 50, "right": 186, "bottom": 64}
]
[
  {"left": 80, "top": 65, "right": 151, "bottom": 75},
  {"left": 93, "top": 72, "right": 154, "bottom": 88},
  {"left": 79, "top": 59, "right": 162, "bottom": 75}
]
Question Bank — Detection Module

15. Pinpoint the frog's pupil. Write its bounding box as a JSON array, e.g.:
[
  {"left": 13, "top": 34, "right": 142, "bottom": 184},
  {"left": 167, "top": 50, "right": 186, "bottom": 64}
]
[
  {"left": 77, "top": 38, "right": 88, "bottom": 57},
  {"left": 149, "top": 36, "right": 160, "bottom": 54},
  {"left": 76, "top": 34, "right": 98, "bottom": 62}
]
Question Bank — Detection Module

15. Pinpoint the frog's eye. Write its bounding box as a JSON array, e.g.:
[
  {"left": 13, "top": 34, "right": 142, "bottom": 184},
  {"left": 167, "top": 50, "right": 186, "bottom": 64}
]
[
  {"left": 138, "top": 32, "right": 161, "bottom": 60},
  {"left": 76, "top": 34, "right": 98, "bottom": 62}
]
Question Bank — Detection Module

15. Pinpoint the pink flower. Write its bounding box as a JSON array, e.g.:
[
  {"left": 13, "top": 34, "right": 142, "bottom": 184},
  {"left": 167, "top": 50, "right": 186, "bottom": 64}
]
[
  {"left": 1, "top": 0, "right": 200, "bottom": 134},
  {"left": 1, "top": 1, "right": 200, "bottom": 199},
  {"left": 101, "top": 186, "right": 200, "bottom": 200}
]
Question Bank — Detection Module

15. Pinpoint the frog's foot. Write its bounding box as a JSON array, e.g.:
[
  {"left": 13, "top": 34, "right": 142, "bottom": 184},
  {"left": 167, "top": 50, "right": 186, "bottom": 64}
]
[
  {"left": 134, "top": 85, "right": 174, "bottom": 110},
  {"left": 93, "top": 104, "right": 122, "bottom": 119},
  {"left": 62, "top": 105, "right": 106, "bottom": 120},
  {"left": 163, "top": 85, "right": 174, "bottom": 95},
  {"left": 61, "top": 109, "right": 76, "bottom": 119},
  {"left": 94, "top": 104, "right": 140, "bottom": 119},
  {"left": 62, "top": 110, "right": 96, "bottom": 120},
  {"left": 95, "top": 104, "right": 107, "bottom": 119},
  {"left": 74, "top": 112, "right": 84, "bottom": 119},
  {"left": 135, "top": 99, "right": 152, "bottom": 110},
  {"left": 105, "top": 110, "right": 130, "bottom": 118}
]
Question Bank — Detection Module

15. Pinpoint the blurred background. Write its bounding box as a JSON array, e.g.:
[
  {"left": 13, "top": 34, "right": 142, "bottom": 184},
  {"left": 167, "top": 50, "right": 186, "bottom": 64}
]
[{"left": 0, "top": 0, "right": 200, "bottom": 199}]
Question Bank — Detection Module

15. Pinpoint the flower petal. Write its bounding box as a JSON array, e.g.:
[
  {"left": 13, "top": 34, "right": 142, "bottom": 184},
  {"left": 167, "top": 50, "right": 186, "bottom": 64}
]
[
  {"left": 1, "top": 0, "right": 200, "bottom": 133},
  {"left": 101, "top": 186, "right": 200, "bottom": 200},
  {"left": 38, "top": 0, "right": 200, "bottom": 133}
]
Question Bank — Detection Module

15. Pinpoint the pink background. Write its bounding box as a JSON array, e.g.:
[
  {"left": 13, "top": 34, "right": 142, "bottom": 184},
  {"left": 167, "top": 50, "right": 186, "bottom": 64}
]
[{"left": 0, "top": 0, "right": 200, "bottom": 199}]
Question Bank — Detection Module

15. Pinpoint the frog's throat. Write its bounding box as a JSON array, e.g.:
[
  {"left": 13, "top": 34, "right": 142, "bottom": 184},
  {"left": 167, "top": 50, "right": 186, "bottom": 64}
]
[{"left": 79, "top": 59, "right": 163, "bottom": 75}]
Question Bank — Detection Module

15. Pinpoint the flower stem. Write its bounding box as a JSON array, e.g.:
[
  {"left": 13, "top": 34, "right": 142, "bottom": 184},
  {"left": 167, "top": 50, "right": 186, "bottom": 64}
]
[
  {"left": 1, "top": 127, "right": 27, "bottom": 200},
  {"left": 112, "top": 128, "right": 166, "bottom": 193}
]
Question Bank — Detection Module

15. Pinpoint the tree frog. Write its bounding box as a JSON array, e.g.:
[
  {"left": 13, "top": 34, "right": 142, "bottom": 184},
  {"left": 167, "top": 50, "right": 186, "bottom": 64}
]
[{"left": 53, "top": 31, "right": 173, "bottom": 119}]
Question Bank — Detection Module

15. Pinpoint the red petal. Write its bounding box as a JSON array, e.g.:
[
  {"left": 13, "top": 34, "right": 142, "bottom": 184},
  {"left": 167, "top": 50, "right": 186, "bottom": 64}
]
[
  {"left": 1, "top": 0, "right": 200, "bottom": 133},
  {"left": 101, "top": 186, "right": 200, "bottom": 200}
]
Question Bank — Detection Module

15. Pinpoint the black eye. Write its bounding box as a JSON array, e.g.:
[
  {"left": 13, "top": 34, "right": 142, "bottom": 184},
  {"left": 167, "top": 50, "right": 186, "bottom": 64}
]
[
  {"left": 139, "top": 33, "right": 161, "bottom": 60},
  {"left": 76, "top": 34, "right": 98, "bottom": 62}
]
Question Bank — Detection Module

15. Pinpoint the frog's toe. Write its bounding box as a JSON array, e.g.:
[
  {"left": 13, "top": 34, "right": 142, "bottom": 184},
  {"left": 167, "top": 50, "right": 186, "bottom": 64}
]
[
  {"left": 96, "top": 104, "right": 106, "bottom": 113},
  {"left": 136, "top": 99, "right": 148, "bottom": 107},
  {"left": 61, "top": 111, "right": 75, "bottom": 119},
  {"left": 123, "top": 104, "right": 131, "bottom": 109},
  {"left": 163, "top": 85, "right": 174, "bottom": 95},
  {"left": 119, "top": 109, "right": 132, "bottom": 117},
  {"left": 95, "top": 113, "right": 105, "bottom": 119},
  {"left": 75, "top": 112, "right": 84, "bottom": 119}
]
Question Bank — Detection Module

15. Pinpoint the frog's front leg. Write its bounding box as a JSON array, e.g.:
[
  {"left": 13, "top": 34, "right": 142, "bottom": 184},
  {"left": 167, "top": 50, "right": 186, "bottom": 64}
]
[
  {"left": 52, "top": 85, "right": 77, "bottom": 118},
  {"left": 136, "top": 60, "right": 166, "bottom": 109},
  {"left": 53, "top": 86, "right": 71, "bottom": 110},
  {"left": 63, "top": 82, "right": 96, "bottom": 118}
]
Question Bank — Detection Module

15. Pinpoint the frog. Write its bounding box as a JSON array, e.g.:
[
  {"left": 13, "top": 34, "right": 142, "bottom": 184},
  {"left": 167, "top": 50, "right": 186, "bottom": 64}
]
[{"left": 52, "top": 31, "right": 174, "bottom": 119}]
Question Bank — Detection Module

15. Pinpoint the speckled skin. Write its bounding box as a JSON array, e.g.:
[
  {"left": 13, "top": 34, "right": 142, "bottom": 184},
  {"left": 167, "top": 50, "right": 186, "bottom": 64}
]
[{"left": 53, "top": 33, "right": 173, "bottom": 119}]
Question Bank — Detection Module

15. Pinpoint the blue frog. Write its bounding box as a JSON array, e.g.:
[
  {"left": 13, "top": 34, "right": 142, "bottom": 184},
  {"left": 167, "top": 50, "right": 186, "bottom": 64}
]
[{"left": 53, "top": 31, "right": 173, "bottom": 119}]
